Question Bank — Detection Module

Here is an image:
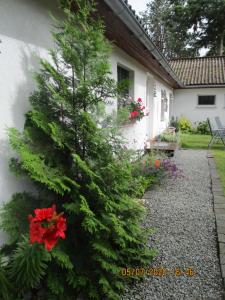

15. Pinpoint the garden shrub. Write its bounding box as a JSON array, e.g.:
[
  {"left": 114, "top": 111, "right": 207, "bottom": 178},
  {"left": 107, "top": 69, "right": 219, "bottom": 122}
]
[
  {"left": 178, "top": 116, "right": 193, "bottom": 133},
  {"left": 160, "top": 134, "right": 178, "bottom": 143},
  {"left": 116, "top": 106, "right": 130, "bottom": 126},
  {"left": 195, "top": 120, "right": 210, "bottom": 135},
  {"left": 0, "top": 1, "right": 156, "bottom": 299}
]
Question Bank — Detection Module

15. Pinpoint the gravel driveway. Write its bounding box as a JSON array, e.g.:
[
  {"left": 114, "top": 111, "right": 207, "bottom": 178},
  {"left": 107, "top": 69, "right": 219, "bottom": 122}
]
[{"left": 123, "top": 149, "right": 224, "bottom": 300}]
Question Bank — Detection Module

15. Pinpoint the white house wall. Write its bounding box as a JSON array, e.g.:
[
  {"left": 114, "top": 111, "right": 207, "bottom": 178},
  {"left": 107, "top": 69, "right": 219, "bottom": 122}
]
[
  {"left": 0, "top": 0, "right": 174, "bottom": 217},
  {"left": 109, "top": 46, "right": 173, "bottom": 150},
  {"left": 0, "top": 0, "right": 63, "bottom": 243},
  {"left": 153, "top": 80, "right": 173, "bottom": 138},
  {"left": 174, "top": 88, "right": 225, "bottom": 125}
]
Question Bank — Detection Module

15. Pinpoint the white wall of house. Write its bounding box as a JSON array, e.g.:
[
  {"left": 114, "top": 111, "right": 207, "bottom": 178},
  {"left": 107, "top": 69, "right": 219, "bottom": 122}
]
[
  {"left": 109, "top": 46, "right": 173, "bottom": 150},
  {"left": 0, "top": 0, "right": 62, "bottom": 243},
  {"left": 0, "top": 1, "right": 174, "bottom": 220},
  {"left": 174, "top": 87, "right": 225, "bottom": 126},
  {"left": 152, "top": 79, "right": 173, "bottom": 138}
]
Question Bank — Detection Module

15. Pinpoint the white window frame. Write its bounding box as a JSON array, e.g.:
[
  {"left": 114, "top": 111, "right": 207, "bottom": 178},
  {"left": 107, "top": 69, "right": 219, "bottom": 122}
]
[{"left": 161, "top": 90, "right": 167, "bottom": 121}]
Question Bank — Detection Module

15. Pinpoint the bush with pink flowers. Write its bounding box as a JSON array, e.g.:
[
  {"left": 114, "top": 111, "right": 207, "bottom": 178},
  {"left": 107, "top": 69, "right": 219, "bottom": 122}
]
[{"left": 129, "top": 97, "right": 146, "bottom": 121}]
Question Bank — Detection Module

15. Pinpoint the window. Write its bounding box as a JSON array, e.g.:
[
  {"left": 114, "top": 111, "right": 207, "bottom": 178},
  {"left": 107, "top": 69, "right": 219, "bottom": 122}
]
[
  {"left": 117, "top": 65, "right": 134, "bottom": 107},
  {"left": 161, "top": 90, "right": 167, "bottom": 121},
  {"left": 198, "top": 95, "right": 215, "bottom": 106}
]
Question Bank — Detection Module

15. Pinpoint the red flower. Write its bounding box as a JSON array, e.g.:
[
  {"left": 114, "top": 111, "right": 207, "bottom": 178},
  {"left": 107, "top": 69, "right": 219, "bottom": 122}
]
[
  {"left": 29, "top": 222, "right": 46, "bottom": 244},
  {"left": 130, "top": 111, "right": 139, "bottom": 119},
  {"left": 29, "top": 205, "right": 55, "bottom": 222},
  {"left": 29, "top": 205, "right": 66, "bottom": 251},
  {"left": 155, "top": 159, "right": 161, "bottom": 169},
  {"left": 137, "top": 98, "right": 142, "bottom": 102}
]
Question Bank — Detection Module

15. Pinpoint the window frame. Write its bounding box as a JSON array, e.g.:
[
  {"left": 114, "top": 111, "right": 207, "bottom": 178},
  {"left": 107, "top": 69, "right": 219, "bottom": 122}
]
[
  {"left": 197, "top": 95, "right": 216, "bottom": 107},
  {"left": 117, "top": 64, "right": 134, "bottom": 108},
  {"left": 161, "top": 89, "right": 167, "bottom": 121}
]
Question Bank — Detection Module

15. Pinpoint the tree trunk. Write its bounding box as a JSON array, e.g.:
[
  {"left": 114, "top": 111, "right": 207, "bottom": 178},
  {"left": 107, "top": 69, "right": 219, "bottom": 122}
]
[{"left": 218, "top": 34, "right": 224, "bottom": 56}]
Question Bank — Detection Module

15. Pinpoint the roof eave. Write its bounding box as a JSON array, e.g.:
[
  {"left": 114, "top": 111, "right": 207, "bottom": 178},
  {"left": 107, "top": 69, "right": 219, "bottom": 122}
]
[{"left": 103, "top": 0, "right": 183, "bottom": 88}]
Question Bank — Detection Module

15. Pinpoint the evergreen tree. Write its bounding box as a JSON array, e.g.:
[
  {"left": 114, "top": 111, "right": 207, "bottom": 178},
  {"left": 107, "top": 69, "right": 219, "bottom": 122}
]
[
  {"left": 184, "top": 0, "right": 225, "bottom": 56},
  {"left": 142, "top": 0, "right": 225, "bottom": 58},
  {"left": 141, "top": 0, "right": 195, "bottom": 58},
  {"left": 0, "top": 1, "right": 155, "bottom": 299}
]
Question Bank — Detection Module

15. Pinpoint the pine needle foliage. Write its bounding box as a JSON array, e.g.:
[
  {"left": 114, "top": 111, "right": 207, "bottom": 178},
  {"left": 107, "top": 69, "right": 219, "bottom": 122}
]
[{"left": 0, "top": 1, "right": 156, "bottom": 299}]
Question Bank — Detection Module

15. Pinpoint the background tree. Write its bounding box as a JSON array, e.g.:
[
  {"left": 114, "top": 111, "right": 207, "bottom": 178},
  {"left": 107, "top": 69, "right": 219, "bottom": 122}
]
[
  {"left": 183, "top": 0, "right": 225, "bottom": 56},
  {"left": 0, "top": 1, "right": 156, "bottom": 299},
  {"left": 140, "top": 0, "right": 195, "bottom": 58},
  {"left": 141, "top": 0, "right": 225, "bottom": 58}
]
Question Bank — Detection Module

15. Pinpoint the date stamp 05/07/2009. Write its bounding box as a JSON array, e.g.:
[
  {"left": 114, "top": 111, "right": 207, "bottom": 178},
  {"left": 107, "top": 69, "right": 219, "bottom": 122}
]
[{"left": 121, "top": 267, "right": 196, "bottom": 277}]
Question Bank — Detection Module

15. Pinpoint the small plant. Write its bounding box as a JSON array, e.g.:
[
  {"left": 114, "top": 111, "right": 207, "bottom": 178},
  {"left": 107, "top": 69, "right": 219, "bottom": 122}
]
[
  {"left": 195, "top": 120, "right": 210, "bottom": 135},
  {"left": 178, "top": 116, "right": 193, "bottom": 133},
  {"left": 116, "top": 106, "right": 130, "bottom": 125},
  {"left": 169, "top": 116, "right": 179, "bottom": 132},
  {"left": 160, "top": 133, "right": 178, "bottom": 143},
  {"left": 133, "top": 153, "right": 183, "bottom": 181},
  {"left": 161, "top": 159, "right": 183, "bottom": 179}
]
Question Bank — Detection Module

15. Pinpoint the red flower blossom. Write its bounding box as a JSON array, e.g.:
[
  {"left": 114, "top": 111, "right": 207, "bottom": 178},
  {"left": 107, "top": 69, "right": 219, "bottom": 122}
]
[
  {"left": 29, "top": 206, "right": 55, "bottom": 222},
  {"left": 130, "top": 111, "right": 139, "bottom": 119},
  {"left": 29, "top": 205, "right": 66, "bottom": 251},
  {"left": 137, "top": 98, "right": 142, "bottom": 102},
  {"left": 155, "top": 159, "right": 161, "bottom": 169}
]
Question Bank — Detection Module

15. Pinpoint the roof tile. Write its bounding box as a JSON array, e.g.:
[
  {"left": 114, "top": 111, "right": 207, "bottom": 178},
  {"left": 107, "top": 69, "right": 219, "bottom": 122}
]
[{"left": 169, "top": 56, "right": 225, "bottom": 86}]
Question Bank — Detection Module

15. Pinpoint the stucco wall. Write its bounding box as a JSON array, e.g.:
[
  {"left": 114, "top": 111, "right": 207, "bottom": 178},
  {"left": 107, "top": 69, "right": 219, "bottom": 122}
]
[
  {"left": 109, "top": 46, "right": 173, "bottom": 150},
  {"left": 0, "top": 1, "right": 173, "bottom": 216},
  {"left": 152, "top": 79, "right": 173, "bottom": 137},
  {"left": 174, "top": 88, "right": 225, "bottom": 126},
  {"left": 0, "top": 0, "right": 63, "bottom": 242}
]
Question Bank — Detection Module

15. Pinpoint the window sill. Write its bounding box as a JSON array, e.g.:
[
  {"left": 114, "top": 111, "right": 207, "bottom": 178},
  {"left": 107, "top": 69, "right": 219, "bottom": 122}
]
[{"left": 196, "top": 105, "right": 216, "bottom": 108}]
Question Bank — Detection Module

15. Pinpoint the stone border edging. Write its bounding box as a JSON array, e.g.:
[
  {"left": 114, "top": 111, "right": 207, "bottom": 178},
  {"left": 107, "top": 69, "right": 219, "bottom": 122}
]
[{"left": 207, "top": 153, "right": 225, "bottom": 287}]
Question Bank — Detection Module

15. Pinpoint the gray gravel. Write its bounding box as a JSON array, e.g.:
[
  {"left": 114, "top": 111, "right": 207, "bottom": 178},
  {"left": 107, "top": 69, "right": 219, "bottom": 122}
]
[{"left": 122, "top": 149, "right": 225, "bottom": 300}]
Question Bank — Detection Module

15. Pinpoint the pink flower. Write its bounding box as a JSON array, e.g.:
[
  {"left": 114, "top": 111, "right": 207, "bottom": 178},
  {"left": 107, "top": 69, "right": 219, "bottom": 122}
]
[{"left": 137, "top": 98, "right": 142, "bottom": 102}]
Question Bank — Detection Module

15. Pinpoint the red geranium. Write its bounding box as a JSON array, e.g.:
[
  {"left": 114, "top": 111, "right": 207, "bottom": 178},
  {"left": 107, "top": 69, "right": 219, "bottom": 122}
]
[
  {"left": 129, "top": 97, "right": 146, "bottom": 121},
  {"left": 29, "top": 205, "right": 66, "bottom": 251},
  {"left": 130, "top": 111, "right": 139, "bottom": 119}
]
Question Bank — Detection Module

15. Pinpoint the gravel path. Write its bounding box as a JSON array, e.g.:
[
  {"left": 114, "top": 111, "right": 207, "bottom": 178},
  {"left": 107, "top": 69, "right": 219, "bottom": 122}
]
[{"left": 123, "top": 149, "right": 224, "bottom": 300}]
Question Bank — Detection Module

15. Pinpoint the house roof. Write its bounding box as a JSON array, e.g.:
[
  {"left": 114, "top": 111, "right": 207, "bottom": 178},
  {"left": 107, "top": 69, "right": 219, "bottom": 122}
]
[{"left": 170, "top": 56, "right": 225, "bottom": 87}]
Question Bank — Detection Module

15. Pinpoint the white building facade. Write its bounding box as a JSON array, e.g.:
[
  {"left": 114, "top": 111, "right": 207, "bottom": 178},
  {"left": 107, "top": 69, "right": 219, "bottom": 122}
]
[
  {"left": 0, "top": 0, "right": 179, "bottom": 213},
  {"left": 170, "top": 57, "right": 225, "bottom": 126},
  {"left": 109, "top": 46, "right": 174, "bottom": 150},
  {"left": 174, "top": 87, "right": 225, "bottom": 125}
]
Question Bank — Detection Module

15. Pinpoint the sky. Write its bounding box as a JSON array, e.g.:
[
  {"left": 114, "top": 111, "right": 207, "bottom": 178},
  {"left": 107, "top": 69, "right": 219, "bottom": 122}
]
[{"left": 127, "top": 0, "right": 149, "bottom": 15}]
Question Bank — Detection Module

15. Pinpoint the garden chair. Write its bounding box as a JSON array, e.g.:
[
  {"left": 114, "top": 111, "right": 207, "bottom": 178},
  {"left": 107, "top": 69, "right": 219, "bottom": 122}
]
[
  {"left": 215, "top": 116, "right": 225, "bottom": 130},
  {"left": 207, "top": 118, "right": 225, "bottom": 148}
]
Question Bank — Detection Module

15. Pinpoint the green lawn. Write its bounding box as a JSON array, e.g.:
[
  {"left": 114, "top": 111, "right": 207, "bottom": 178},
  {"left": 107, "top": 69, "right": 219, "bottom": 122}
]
[{"left": 180, "top": 133, "right": 225, "bottom": 195}]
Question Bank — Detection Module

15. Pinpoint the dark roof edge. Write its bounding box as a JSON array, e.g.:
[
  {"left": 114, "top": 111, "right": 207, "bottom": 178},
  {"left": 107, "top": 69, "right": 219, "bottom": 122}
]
[
  {"left": 170, "top": 55, "right": 225, "bottom": 61},
  {"left": 103, "top": 0, "right": 183, "bottom": 88},
  {"left": 178, "top": 84, "right": 225, "bottom": 89}
]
